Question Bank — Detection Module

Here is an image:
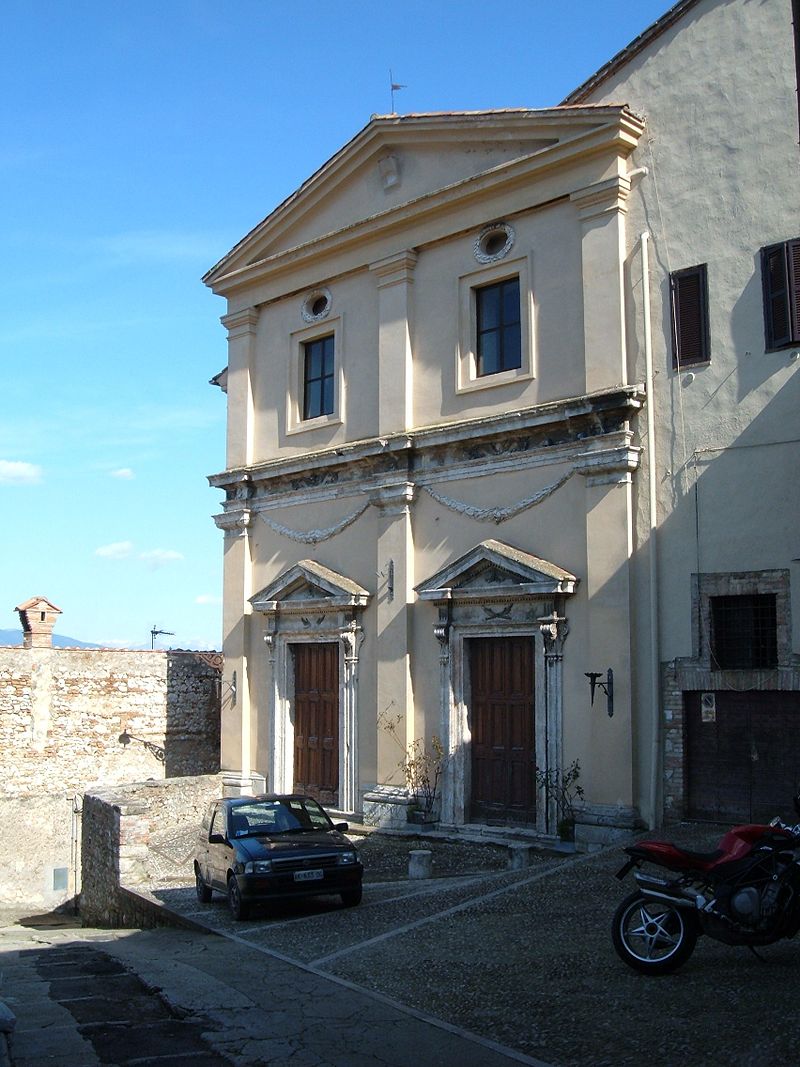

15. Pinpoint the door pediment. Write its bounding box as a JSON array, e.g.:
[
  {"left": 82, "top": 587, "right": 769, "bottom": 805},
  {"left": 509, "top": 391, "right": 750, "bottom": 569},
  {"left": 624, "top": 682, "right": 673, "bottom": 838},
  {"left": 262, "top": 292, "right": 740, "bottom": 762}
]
[
  {"left": 417, "top": 539, "right": 577, "bottom": 603},
  {"left": 250, "top": 560, "right": 369, "bottom": 615}
]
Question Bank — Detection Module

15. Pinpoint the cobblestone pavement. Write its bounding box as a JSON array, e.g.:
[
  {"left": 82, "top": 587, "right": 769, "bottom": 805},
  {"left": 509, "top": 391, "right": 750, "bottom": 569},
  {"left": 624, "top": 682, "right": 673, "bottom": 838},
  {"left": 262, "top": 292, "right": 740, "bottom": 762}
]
[
  {"left": 150, "top": 824, "right": 800, "bottom": 1067},
  {"left": 5, "top": 824, "right": 800, "bottom": 1066}
]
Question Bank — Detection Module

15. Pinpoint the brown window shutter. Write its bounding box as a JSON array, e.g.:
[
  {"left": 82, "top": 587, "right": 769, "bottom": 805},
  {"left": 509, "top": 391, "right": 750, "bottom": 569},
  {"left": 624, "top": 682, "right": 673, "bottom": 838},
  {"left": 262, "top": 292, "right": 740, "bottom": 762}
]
[
  {"left": 671, "top": 264, "right": 709, "bottom": 367},
  {"left": 762, "top": 238, "right": 800, "bottom": 350}
]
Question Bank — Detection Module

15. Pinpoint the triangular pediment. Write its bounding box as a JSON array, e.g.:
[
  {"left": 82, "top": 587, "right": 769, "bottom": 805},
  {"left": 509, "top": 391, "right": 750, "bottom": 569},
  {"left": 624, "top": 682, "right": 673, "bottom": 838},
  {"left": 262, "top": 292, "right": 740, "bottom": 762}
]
[
  {"left": 204, "top": 107, "right": 642, "bottom": 293},
  {"left": 250, "top": 560, "right": 369, "bottom": 614},
  {"left": 417, "top": 540, "right": 577, "bottom": 602}
]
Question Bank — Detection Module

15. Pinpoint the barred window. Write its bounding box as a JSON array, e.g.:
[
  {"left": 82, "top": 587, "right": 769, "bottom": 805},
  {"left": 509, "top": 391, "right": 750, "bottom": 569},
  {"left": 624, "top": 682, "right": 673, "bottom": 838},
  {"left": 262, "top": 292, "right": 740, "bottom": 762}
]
[{"left": 710, "top": 594, "right": 777, "bottom": 670}]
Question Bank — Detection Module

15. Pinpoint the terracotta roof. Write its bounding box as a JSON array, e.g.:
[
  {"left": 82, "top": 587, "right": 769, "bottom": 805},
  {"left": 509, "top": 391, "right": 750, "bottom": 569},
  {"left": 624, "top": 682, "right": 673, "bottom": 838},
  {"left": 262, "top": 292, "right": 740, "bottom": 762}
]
[{"left": 562, "top": 0, "right": 702, "bottom": 104}]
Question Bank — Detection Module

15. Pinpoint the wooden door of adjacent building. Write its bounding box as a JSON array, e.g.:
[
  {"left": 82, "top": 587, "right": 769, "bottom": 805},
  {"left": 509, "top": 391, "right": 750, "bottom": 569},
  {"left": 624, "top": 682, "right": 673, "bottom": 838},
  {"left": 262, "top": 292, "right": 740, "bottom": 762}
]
[
  {"left": 468, "top": 636, "right": 536, "bottom": 824},
  {"left": 293, "top": 643, "right": 339, "bottom": 807},
  {"left": 686, "top": 690, "right": 800, "bottom": 823}
]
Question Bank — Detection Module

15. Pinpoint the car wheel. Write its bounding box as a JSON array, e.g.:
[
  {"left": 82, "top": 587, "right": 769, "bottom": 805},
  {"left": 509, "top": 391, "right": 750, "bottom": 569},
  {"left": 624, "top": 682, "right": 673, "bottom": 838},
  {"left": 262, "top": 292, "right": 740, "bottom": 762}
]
[
  {"left": 227, "top": 876, "right": 250, "bottom": 921},
  {"left": 195, "top": 865, "right": 212, "bottom": 904},
  {"left": 340, "top": 885, "right": 362, "bottom": 907},
  {"left": 612, "top": 891, "right": 697, "bottom": 974}
]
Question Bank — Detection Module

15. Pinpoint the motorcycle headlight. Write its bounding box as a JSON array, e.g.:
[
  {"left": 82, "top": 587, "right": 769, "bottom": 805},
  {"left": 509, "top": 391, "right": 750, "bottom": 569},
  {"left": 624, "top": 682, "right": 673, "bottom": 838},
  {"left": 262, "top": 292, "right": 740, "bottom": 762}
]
[
  {"left": 337, "top": 851, "right": 357, "bottom": 866},
  {"left": 244, "top": 860, "right": 273, "bottom": 874}
]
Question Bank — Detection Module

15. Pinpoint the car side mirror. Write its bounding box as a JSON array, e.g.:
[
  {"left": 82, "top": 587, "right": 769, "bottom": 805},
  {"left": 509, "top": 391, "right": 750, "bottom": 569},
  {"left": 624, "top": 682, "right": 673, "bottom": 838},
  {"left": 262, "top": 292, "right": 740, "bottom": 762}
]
[
  {"left": 334, "top": 821, "right": 349, "bottom": 832},
  {"left": 209, "top": 832, "right": 226, "bottom": 844}
]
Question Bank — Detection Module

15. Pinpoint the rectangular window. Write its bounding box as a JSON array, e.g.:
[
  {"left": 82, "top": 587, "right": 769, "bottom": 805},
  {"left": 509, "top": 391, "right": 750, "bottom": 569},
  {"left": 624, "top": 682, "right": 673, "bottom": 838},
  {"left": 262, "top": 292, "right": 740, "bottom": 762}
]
[
  {"left": 670, "top": 264, "right": 709, "bottom": 367},
  {"left": 476, "top": 277, "right": 521, "bottom": 376},
  {"left": 710, "top": 594, "right": 777, "bottom": 670},
  {"left": 303, "top": 335, "right": 335, "bottom": 420},
  {"left": 762, "top": 239, "right": 800, "bottom": 350}
]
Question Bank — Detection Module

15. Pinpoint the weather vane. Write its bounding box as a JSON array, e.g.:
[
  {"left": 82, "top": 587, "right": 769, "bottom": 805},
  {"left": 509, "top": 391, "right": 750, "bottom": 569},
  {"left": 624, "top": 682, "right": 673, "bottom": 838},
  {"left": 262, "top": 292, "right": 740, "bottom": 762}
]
[{"left": 389, "top": 69, "right": 406, "bottom": 114}]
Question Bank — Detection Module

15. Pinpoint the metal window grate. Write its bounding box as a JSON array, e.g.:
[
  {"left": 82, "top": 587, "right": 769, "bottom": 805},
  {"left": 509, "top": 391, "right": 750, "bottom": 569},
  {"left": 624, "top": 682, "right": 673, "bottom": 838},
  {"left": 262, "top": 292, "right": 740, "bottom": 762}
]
[{"left": 710, "top": 594, "right": 777, "bottom": 669}]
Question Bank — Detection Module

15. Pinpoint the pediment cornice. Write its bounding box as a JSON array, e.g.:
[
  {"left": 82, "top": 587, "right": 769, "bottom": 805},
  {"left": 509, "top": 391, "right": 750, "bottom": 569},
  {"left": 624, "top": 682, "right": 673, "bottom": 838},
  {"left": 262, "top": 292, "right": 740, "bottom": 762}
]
[
  {"left": 203, "top": 107, "right": 644, "bottom": 297},
  {"left": 417, "top": 539, "right": 577, "bottom": 603},
  {"left": 250, "top": 560, "right": 369, "bottom": 615}
]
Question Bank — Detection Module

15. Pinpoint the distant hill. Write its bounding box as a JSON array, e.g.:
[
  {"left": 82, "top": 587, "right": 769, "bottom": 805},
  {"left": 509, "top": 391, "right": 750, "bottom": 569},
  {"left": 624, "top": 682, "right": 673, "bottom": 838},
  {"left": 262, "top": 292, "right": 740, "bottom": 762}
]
[{"left": 0, "top": 629, "right": 106, "bottom": 649}]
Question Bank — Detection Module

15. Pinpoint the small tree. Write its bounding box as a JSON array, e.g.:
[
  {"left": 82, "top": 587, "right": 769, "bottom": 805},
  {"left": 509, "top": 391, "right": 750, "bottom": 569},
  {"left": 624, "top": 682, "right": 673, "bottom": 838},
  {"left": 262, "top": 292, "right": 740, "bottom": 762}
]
[
  {"left": 535, "top": 759, "right": 584, "bottom": 841},
  {"left": 403, "top": 735, "right": 445, "bottom": 815}
]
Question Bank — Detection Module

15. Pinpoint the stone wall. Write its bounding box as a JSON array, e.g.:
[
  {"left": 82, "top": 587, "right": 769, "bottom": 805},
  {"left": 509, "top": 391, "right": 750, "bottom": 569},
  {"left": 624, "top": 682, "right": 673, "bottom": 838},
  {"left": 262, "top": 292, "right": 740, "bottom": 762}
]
[
  {"left": 0, "top": 645, "right": 221, "bottom": 908},
  {"left": 81, "top": 774, "right": 224, "bottom": 927}
]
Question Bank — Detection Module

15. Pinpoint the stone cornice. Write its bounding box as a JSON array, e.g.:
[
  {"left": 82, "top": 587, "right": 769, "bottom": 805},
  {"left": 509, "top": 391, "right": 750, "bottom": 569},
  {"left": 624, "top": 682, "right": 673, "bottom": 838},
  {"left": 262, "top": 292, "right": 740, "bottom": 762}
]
[{"left": 208, "top": 384, "right": 645, "bottom": 497}]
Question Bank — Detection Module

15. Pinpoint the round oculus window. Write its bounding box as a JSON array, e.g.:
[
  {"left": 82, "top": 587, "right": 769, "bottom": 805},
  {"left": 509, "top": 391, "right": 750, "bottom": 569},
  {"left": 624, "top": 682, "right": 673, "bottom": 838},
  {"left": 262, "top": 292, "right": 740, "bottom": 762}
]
[
  {"left": 301, "top": 287, "right": 332, "bottom": 323},
  {"left": 474, "top": 222, "right": 515, "bottom": 264}
]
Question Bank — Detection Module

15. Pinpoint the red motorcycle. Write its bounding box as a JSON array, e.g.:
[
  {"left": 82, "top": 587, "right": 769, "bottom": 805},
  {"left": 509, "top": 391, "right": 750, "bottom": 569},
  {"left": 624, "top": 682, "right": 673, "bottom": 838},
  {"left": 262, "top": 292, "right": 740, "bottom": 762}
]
[{"left": 612, "top": 800, "right": 800, "bottom": 974}]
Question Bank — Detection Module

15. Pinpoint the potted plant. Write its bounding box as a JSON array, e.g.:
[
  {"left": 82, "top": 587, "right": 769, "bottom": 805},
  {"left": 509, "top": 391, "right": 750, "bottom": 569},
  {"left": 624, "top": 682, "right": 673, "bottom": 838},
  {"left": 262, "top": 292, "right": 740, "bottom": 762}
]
[{"left": 535, "top": 759, "right": 584, "bottom": 846}]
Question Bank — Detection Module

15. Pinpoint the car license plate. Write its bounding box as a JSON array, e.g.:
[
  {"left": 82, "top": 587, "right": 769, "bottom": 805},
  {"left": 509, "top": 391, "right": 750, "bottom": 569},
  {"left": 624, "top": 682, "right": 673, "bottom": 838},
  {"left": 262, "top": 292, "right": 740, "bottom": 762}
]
[{"left": 294, "top": 869, "right": 323, "bottom": 882}]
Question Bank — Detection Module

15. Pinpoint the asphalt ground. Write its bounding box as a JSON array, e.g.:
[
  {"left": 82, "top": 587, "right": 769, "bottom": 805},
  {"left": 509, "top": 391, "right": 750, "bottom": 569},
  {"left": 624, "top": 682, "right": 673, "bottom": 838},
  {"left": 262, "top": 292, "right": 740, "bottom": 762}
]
[{"left": 3, "top": 823, "right": 800, "bottom": 1066}]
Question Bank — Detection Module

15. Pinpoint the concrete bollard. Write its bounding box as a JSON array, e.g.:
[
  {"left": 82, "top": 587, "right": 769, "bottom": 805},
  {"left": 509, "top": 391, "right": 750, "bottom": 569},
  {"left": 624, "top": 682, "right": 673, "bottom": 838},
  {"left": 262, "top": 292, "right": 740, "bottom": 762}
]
[
  {"left": 508, "top": 843, "right": 533, "bottom": 870},
  {"left": 408, "top": 849, "right": 433, "bottom": 879}
]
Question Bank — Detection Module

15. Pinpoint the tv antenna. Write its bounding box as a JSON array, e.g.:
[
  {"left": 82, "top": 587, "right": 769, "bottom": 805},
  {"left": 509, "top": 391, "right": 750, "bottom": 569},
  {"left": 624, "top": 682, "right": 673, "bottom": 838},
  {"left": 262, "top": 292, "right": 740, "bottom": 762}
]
[
  {"left": 150, "top": 625, "right": 175, "bottom": 650},
  {"left": 389, "top": 69, "right": 406, "bottom": 114}
]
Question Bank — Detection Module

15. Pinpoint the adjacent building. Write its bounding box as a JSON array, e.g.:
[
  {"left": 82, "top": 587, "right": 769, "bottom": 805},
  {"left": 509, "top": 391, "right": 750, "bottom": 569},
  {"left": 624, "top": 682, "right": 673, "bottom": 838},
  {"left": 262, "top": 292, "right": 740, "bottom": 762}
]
[{"left": 205, "top": 0, "right": 800, "bottom": 841}]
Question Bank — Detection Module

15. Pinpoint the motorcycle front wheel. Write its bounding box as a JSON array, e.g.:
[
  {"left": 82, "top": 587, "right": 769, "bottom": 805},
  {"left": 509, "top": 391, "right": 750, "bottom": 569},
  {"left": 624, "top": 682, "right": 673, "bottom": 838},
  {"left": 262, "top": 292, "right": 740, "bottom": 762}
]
[{"left": 612, "top": 891, "right": 698, "bottom": 975}]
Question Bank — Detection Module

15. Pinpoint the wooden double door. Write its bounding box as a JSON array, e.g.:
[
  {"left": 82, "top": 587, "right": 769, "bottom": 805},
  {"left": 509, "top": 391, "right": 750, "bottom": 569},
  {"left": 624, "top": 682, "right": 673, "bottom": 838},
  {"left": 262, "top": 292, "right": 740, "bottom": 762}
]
[
  {"left": 469, "top": 636, "right": 536, "bottom": 824},
  {"left": 686, "top": 690, "right": 800, "bottom": 823},
  {"left": 292, "top": 643, "right": 339, "bottom": 807}
]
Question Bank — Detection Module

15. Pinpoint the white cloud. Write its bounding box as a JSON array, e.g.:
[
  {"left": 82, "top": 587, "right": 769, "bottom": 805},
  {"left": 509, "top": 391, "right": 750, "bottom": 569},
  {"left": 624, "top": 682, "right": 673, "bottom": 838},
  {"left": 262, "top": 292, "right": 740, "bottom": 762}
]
[
  {"left": 95, "top": 541, "right": 134, "bottom": 560},
  {"left": 110, "top": 467, "right": 135, "bottom": 480},
  {"left": 0, "top": 460, "right": 42, "bottom": 485},
  {"left": 195, "top": 594, "right": 222, "bottom": 606},
  {"left": 139, "top": 549, "right": 184, "bottom": 569}
]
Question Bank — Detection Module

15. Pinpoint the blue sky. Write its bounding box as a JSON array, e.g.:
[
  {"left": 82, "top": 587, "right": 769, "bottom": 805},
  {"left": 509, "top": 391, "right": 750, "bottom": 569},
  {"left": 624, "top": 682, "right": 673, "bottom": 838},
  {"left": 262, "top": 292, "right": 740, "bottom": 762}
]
[{"left": 1, "top": 0, "right": 669, "bottom": 650}]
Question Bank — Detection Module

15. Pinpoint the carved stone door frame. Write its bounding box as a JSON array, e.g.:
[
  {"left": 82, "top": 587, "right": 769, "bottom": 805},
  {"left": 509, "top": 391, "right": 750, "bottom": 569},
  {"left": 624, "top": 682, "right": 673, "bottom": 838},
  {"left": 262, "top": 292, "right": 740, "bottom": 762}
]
[
  {"left": 417, "top": 540, "right": 575, "bottom": 832},
  {"left": 250, "top": 561, "right": 369, "bottom": 816}
]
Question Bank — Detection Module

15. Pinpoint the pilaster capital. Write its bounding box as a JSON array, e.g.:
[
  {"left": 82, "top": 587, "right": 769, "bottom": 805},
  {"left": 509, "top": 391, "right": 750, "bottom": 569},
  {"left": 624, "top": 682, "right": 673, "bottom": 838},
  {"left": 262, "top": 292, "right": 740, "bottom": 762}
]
[
  {"left": 214, "top": 509, "right": 253, "bottom": 538},
  {"left": 570, "top": 175, "right": 631, "bottom": 223},
  {"left": 372, "top": 481, "right": 416, "bottom": 515},
  {"left": 575, "top": 437, "right": 642, "bottom": 486},
  {"left": 369, "top": 249, "right": 419, "bottom": 288},
  {"left": 538, "top": 611, "right": 569, "bottom": 657},
  {"left": 221, "top": 306, "right": 260, "bottom": 338}
]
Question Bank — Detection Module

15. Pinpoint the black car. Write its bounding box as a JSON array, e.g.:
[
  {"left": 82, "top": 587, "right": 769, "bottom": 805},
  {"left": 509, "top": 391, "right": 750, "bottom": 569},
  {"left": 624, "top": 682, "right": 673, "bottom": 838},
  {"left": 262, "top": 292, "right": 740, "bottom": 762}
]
[{"left": 194, "top": 794, "right": 363, "bottom": 920}]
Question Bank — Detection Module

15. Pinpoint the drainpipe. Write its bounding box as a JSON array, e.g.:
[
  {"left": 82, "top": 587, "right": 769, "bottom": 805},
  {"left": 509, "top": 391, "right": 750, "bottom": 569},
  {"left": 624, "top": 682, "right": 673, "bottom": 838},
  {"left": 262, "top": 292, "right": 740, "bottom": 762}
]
[{"left": 641, "top": 231, "right": 661, "bottom": 830}]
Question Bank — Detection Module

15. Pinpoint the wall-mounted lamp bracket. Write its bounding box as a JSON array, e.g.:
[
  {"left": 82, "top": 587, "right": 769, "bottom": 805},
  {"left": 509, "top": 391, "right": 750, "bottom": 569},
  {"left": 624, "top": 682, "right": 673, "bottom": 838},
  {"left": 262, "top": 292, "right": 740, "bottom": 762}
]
[{"left": 585, "top": 668, "right": 614, "bottom": 718}]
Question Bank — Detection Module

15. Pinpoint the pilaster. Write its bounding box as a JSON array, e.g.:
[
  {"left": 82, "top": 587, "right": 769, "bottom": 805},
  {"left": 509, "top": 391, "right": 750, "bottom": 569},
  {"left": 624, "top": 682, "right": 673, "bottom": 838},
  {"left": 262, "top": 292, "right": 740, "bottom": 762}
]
[
  {"left": 221, "top": 307, "right": 259, "bottom": 469},
  {"left": 373, "top": 481, "right": 416, "bottom": 789},
  {"left": 369, "top": 250, "right": 417, "bottom": 434},
  {"left": 570, "top": 174, "right": 630, "bottom": 393}
]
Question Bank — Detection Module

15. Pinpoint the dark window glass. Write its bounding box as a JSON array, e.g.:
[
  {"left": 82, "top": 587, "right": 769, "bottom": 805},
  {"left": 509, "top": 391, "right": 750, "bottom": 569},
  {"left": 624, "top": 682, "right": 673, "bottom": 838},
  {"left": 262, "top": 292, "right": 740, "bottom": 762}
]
[
  {"left": 762, "top": 239, "right": 800, "bottom": 350},
  {"left": 670, "top": 264, "right": 710, "bottom": 367},
  {"left": 476, "top": 278, "right": 521, "bottom": 376},
  {"left": 710, "top": 594, "right": 777, "bottom": 669},
  {"left": 303, "top": 335, "right": 335, "bottom": 420}
]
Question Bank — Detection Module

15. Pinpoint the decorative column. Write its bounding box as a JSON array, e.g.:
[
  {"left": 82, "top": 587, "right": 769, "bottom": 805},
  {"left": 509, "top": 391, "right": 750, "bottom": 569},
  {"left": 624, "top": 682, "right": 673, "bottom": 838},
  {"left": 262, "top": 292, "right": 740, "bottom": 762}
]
[
  {"left": 538, "top": 610, "right": 569, "bottom": 834},
  {"left": 340, "top": 618, "right": 365, "bottom": 814},
  {"left": 434, "top": 604, "right": 456, "bottom": 825},
  {"left": 570, "top": 174, "right": 630, "bottom": 393},
  {"left": 369, "top": 250, "right": 417, "bottom": 434}
]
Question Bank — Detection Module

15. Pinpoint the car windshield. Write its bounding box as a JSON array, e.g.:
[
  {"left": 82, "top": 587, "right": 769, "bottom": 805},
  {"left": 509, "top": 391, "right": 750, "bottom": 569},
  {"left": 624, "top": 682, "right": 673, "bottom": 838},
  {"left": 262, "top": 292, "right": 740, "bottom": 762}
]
[{"left": 227, "top": 797, "right": 332, "bottom": 838}]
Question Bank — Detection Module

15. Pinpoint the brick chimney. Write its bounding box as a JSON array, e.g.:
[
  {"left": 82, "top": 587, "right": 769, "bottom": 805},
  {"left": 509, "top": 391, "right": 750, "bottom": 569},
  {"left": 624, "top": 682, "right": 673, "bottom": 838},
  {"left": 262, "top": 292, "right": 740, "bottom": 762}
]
[{"left": 15, "top": 596, "right": 62, "bottom": 649}]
